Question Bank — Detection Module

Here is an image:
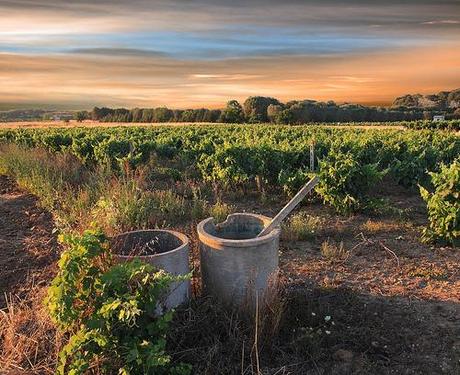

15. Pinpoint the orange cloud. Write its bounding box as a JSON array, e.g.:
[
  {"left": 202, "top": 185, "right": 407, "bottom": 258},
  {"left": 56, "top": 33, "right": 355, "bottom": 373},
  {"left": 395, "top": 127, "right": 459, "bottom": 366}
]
[{"left": 1, "top": 43, "right": 459, "bottom": 109}]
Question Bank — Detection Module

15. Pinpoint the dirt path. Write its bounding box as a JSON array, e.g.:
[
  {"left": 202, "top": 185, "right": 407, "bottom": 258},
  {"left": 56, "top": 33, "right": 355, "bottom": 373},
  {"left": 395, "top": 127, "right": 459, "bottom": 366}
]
[{"left": 0, "top": 175, "right": 58, "bottom": 308}]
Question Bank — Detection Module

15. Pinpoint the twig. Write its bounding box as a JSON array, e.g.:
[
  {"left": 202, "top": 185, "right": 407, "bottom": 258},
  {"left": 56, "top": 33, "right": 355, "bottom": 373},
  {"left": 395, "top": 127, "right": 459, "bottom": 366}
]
[
  {"left": 379, "top": 241, "right": 400, "bottom": 267},
  {"left": 354, "top": 232, "right": 400, "bottom": 267}
]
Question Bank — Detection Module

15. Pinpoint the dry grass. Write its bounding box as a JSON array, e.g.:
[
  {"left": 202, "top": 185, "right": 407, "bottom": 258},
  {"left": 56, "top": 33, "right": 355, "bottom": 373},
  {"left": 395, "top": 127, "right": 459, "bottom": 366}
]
[
  {"left": 360, "top": 219, "right": 403, "bottom": 234},
  {"left": 167, "top": 292, "right": 286, "bottom": 374},
  {"left": 0, "top": 288, "right": 62, "bottom": 374},
  {"left": 320, "top": 239, "right": 350, "bottom": 262},
  {"left": 282, "top": 212, "right": 322, "bottom": 241}
]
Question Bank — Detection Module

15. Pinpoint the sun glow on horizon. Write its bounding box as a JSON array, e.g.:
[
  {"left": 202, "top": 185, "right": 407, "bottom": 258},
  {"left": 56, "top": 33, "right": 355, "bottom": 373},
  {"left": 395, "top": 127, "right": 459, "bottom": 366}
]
[{"left": 0, "top": 0, "right": 459, "bottom": 109}]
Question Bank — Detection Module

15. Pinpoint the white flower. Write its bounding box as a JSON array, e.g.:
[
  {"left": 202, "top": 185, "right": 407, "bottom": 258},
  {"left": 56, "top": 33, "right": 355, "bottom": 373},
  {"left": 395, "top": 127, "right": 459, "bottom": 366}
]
[
  {"left": 325, "top": 330, "right": 331, "bottom": 335},
  {"left": 324, "top": 315, "right": 331, "bottom": 322},
  {"left": 311, "top": 312, "right": 316, "bottom": 316}
]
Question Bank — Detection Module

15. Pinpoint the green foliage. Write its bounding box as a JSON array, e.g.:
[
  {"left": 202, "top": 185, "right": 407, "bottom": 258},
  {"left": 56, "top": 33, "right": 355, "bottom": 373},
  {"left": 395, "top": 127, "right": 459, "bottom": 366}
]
[
  {"left": 317, "top": 150, "right": 387, "bottom": 214},
  {"left": 209, "top": 200, "right": 233, "bottom": 223},
  {"left": 282, "top": 212, "right": 322, "bottom": 241},
  {"left": 404, "top": 119, "right": 460, "bottom": 131},
  {"left": 74, "top": 111, "right": 89, "bottom": 122},
  {"left": 46, "top": 230, "right": 191, "bottom": 375},
  {"left": 420, "top": 160, "right": 460, "bottom": 245},
  {"left": 243, "top": 96, "right": 280, "bottom": 123},
  {"left": 91, "top": 178, "right": 187, "bottom": 232},
  {"left": 219, "top": 100, "right": 244, "bottom": 123},
  {"left": 1, "top": 125, "right": 459, "bottom": 215}
]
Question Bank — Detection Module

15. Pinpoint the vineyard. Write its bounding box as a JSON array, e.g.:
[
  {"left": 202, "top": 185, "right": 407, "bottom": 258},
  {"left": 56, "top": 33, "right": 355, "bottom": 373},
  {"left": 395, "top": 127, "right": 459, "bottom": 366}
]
[
  {"left": 0, "top": 123, "right": 459, "bottom": 374},
  {"left": 1, "top": 124, "right": 459, "bottom": 216}
]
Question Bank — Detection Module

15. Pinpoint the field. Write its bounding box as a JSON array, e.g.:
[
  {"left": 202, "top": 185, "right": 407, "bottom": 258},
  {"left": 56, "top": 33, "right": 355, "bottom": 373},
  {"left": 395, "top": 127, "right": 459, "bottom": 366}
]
[
  {"left": 0, "top": 120, "right": 407, "bottom": 130},
  {"left": 0, "top": 123, "right": 459, "bottom": 374}
]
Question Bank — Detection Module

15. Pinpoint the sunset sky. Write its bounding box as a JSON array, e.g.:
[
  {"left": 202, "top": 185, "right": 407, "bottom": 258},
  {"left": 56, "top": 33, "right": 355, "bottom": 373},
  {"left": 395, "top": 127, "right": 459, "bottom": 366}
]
[{"left": 1, "top": 0, "right": 459, "bottom": 109}]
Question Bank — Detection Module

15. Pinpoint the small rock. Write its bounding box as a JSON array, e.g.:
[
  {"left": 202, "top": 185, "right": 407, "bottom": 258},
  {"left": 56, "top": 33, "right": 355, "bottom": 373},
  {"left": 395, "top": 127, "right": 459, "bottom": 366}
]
[
  {"left": 440, "top": 359, "right": 452, "bottom": 373},
  {"left": 452, "top": 341, "right": 460, "bottom": 352},
  {"left": 334, "top": 349, "right": 354, "bottom": 362}
]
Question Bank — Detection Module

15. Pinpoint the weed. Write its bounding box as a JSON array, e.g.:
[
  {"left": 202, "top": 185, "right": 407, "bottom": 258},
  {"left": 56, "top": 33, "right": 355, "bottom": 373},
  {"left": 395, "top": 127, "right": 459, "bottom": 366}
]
[
  {"left": 46, "top": 230, "right": 191, "bottom": 374},
  {"left": 408, "top": 266, "right": 448, "bottom": 281},
  {"left": 282, "top": 212, "right": 322, "bottom": 241},
  {"left": 361, "top": 219, "right": 402, "bottom": 234},
  {"left": 320, "top": 239, "right": 350, "bottom": 262},
  {"left": 209, "top": 200, "right": 234, "bottom": 223},
  {"left": 92, "top": 179, "right": 187, "bottom": 233},
  {"left": 188, "top": 184, "right": 209, "bottom": 220}
]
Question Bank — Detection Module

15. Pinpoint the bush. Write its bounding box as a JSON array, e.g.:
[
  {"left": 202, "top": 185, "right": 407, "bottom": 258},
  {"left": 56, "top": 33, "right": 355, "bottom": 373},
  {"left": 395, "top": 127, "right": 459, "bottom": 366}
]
[
  {"left": 45, "top": 230, "right": 191, "bottom": 375},
  {"left": 420, "top": 160, "right": 460, "bottom": 246},
  {"left": 317, "top": 150, "right": 386, "bottom": 214},
  {"left": 92, "top": 177, "right": 187, "bottom": 233}
]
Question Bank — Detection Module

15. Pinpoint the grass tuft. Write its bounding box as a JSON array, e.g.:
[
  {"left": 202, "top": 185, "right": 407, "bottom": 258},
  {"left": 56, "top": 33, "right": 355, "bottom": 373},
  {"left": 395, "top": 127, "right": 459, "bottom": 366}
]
[
  {"left": 320, "top": 239, "right": 350, "bottom": 262},
  {"left": 209, "top": 200, "right": 234, "bottom": 223},
  {"left": 282, "top": 212, "right": 322, "bottom": 241}
]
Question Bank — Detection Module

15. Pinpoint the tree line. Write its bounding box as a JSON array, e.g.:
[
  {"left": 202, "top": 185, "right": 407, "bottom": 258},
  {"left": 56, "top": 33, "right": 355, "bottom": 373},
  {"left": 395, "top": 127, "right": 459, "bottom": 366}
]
[{"left": 74, "top": 96, "right": 437, "bottom": 124}]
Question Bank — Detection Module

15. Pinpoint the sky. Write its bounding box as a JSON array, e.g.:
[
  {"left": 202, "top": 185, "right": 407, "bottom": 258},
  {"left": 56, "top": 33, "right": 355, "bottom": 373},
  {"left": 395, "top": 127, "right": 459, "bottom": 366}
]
[{"left": 0, "top": 0, "right": 459, "bottom": 109}]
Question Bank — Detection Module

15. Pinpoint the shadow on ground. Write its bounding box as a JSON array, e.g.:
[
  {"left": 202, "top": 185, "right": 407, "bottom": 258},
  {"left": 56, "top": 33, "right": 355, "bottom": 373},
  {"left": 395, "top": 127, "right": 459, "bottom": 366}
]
[
  {"left": 169, "top": 284, "right": 460, "bottom": 375},
  {"left": 0, "top": 175, "right": 58, "bottom": 308}
]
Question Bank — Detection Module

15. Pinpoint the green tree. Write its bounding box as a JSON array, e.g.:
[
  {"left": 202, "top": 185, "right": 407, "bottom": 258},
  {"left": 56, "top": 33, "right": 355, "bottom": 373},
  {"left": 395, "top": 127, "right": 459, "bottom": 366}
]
[
  {"left": 74, "top": 111, "right": 89, "bottom": 122},
  {"left": 243, "top": 96, "right": 280, "bottom": 123},
  {"left": 219, "top": 100, "right": 244, "bottom": 123}
]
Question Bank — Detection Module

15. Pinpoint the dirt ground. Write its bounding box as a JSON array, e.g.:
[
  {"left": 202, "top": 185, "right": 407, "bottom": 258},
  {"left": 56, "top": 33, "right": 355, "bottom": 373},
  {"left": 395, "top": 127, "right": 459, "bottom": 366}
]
[
  {"left": 0, "top": 175, "right": 459, "bottom": 374},
  {"left": 0, "top": 175, "right": 58, "bottom": 308}
]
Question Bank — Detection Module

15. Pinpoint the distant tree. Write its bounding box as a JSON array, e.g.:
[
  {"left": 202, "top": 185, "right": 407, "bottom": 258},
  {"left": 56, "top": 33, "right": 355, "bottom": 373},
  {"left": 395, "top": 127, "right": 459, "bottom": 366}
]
[
  {"left": 85, "top": 92, "right": 432, "bottom": 124},
  {"left": 423, "top": 111, "right": 433, "bottom": 120},
  {"left": 267, "top": 104, "right": 283, "bottom": 123},
  {"left": 447, "top": 89, "right": 460, "bottom": 109},
  {"left": 130, "top": 108, "right": 143, "bottom": 122},
  {"left": 172, "top": 109, "right": 183, "bottom": 122},
  {"left": 288, "top": 101, "right": 315, "bottom": 123},
  {"left": 154, "top": 107, "right": 173, "bottom": 122},
  {"left": 219, "top": 100, "right": 244, "bottom": 123},
  {"left": 192, "top": 108, "right": 208, "bottom": 122},
  {"left": 141, "top": 108, "right": 154, "bottom": 122},
  {"left": 91, "top": 107, "right": 113, "bottom": 121},
  {"left": 74, "top": 111, "right": 89, "bottom": 122},
  {"left": 202, "top": 109, "right": 222, "bottom": 122},
  {"left": 243, "top": 96, "right": 280, "bottom": 123},
  {"left": 181, "top": 109, "right": 197, "bottom": 122},
  {"left": 278, "top": 108, "right": 295, "bottom": 124}
]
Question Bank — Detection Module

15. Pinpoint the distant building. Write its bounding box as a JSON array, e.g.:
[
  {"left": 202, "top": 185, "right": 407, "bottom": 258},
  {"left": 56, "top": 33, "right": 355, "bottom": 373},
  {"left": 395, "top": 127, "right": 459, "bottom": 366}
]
[{"left": 433, "top": 115, "right": 445, "bottom": 122}]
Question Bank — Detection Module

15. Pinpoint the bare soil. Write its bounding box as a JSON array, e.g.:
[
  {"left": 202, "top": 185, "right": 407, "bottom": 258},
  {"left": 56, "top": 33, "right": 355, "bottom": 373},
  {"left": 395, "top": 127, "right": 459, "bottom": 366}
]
[
  {"left": 0, "top": 175, "right": 60, "bottom": 374},
  {"left": 0, "top": 175, "right": 459, "bottom": 374},
  {"left": 0, "top": 175, "right": 58, "bottom": 308}
]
